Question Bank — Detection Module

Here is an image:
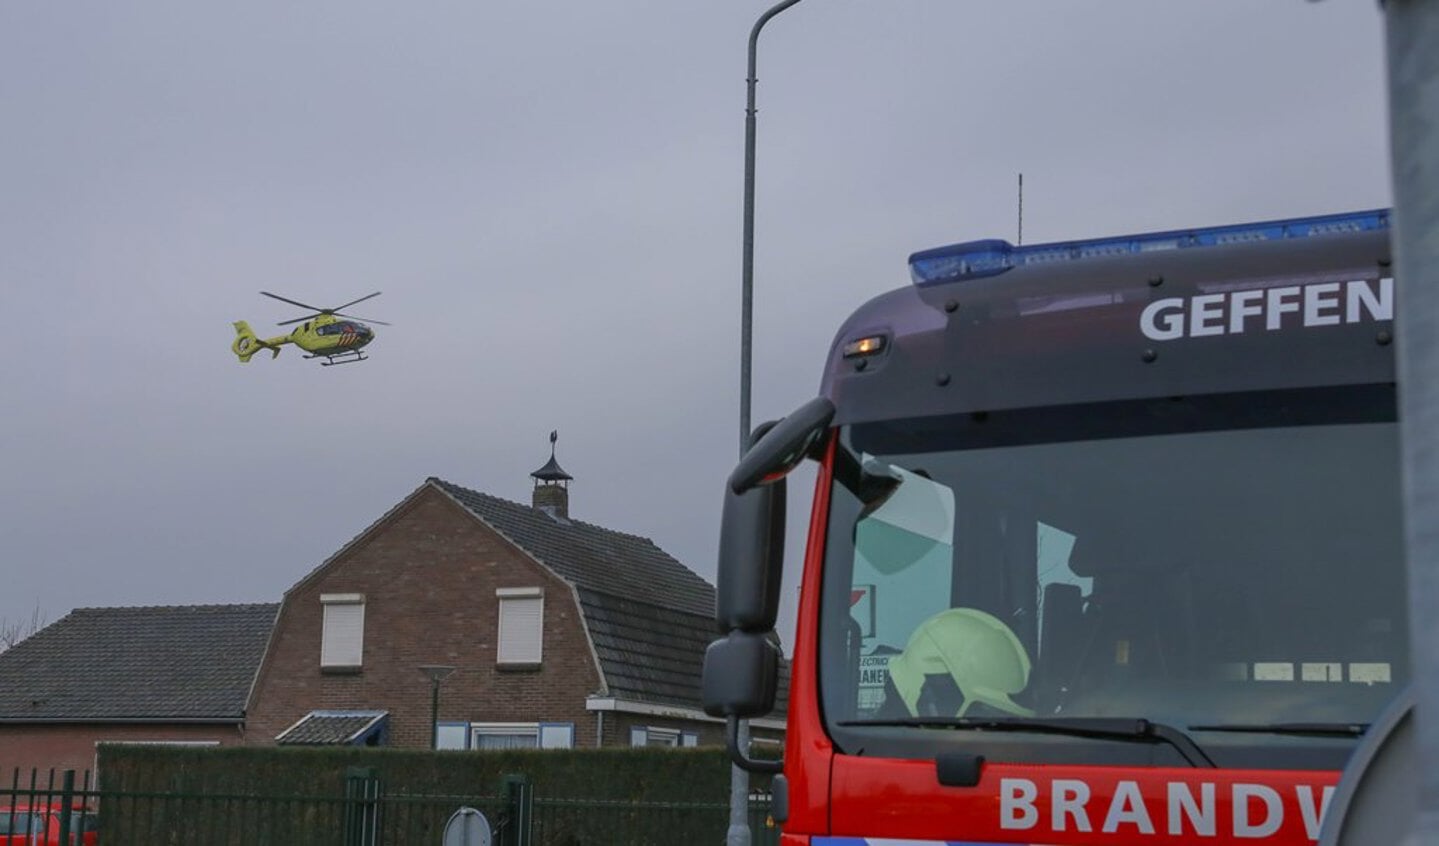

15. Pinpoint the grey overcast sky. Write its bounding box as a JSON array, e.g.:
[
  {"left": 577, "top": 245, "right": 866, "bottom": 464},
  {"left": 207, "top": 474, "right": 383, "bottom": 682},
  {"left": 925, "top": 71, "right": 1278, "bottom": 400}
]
[{"left": 0, "top": 1, "right": 1392, "bottom": 648}]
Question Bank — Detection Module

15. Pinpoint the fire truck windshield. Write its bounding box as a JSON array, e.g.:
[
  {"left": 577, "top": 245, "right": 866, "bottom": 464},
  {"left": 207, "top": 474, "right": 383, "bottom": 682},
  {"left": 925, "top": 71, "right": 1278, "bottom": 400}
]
[{"left": 817, "top": 383, "right": 1406, "bottom": 769}]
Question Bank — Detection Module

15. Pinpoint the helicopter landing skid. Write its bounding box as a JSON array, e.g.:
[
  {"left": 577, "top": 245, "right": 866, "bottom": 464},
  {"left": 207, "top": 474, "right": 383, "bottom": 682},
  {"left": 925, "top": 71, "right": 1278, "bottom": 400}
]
[{"left": 307, "top": 350, "right": 368, "bottom": 366}]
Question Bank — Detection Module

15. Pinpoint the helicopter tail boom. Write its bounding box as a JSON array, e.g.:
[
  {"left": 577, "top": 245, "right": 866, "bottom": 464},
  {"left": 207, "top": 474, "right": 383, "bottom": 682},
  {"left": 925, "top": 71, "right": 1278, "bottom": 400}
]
[{"left": 231, "top": 321, "right": 283, "bottom": 362}]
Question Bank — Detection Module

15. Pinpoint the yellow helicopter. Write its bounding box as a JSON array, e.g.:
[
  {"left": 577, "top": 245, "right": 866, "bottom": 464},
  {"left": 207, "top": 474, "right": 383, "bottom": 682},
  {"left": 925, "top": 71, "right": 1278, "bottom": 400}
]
[{"left": 231, "top": 291, "right": 388, "bottom": 366}]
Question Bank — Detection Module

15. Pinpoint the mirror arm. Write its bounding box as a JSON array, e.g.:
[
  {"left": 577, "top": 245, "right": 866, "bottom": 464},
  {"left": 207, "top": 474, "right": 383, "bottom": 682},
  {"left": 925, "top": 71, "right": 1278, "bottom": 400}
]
[
  {"left": 727, "top": 715, "right": 783, "bottom": 774},
  {"left": 729, "top": 397, "right": 835, "bottom": 493}
]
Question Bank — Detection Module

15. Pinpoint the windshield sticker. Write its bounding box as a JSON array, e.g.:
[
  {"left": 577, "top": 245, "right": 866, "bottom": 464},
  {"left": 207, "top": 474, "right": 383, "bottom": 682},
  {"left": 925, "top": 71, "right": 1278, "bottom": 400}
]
[
  {"left": 1254, "top": 662, "right": 1296, "bottom": 681},
  {"left": 1348, "top": 662, "right": 1392, "bottom": 684},
  {"left": 1139, "top": 277, "right": 1392, "bottom": 341},
  {"left": 1300, "top": 662, "right": 1344, "bottom": 682},
  {"left": 857, "top": 654, "right": 893, "bottom": 712},
  {"left": 851, "top": 584, "right": 877, "bottom": 638}
]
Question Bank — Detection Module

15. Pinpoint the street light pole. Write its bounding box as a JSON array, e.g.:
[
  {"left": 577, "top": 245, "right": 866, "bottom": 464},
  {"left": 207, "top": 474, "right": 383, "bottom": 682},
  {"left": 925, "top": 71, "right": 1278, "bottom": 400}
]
[
  {"left": 740, "top": 0, "right": 807, "bottom": 456},
  {"left": 418, "top": 665, "right": 456, "bottom": 749},
  {"left": 1384, "top": 1, "right": 1439, "bottom": 842},
  {"left": 736, "top": 7, "right": 806, "bottom": 845}
]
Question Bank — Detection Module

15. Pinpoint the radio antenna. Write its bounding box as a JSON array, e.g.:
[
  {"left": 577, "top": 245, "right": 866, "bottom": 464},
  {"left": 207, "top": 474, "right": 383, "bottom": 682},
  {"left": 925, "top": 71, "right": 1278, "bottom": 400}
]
[{"left": 1017, "top": 172, "right": 1024, "bottom": 245}]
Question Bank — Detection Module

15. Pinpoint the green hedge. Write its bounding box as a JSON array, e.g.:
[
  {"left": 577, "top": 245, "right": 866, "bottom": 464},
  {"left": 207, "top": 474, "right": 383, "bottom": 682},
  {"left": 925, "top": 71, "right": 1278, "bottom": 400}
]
[
  {"left": 98, "top": 744, "right": 769, "bottom": 801},
  {"left": 94, "top": 745, "right": 778, "bottom": 846}
]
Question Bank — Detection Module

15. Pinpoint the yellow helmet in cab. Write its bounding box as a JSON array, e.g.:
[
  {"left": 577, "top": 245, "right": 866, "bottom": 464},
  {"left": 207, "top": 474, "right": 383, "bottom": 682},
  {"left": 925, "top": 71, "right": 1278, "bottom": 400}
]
[{"left": 887, "top": 608, "right": 1034, "bottom": 718}]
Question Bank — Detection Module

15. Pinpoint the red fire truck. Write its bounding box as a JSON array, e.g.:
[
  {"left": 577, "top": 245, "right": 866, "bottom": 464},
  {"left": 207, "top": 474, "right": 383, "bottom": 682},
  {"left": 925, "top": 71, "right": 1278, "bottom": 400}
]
[{"left": 703, "top": 209, "right": 1404, "bottom": 845}]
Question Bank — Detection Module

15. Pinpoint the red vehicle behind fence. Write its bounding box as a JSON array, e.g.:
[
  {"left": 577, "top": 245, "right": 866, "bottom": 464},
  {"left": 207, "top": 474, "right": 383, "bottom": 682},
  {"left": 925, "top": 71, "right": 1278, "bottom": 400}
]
[
  {"left": 0, "top": 804, "right": 99, "bottom": 846},
  {"left": 704, "top": 210, "right": 1404, "bottom": 845}
]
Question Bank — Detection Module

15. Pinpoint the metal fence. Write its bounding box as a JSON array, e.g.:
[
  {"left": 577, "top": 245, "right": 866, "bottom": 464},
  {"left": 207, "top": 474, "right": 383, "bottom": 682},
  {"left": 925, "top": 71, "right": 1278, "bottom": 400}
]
[
  {"left": 530, "top": 794, "right": 777, "bottom": 846},
  {"left": 2, "top": 768, "right": 94, "bottom": 845},
  {"left": 2, "top": 767, "right": 779, "bottom": 845}
]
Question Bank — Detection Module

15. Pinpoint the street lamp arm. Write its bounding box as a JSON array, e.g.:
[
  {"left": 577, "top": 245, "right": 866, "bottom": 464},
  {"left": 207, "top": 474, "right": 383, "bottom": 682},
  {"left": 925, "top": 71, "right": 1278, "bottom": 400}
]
[
  {"left": 741, "top": 0, "right": 806, "bottom": 457},
  {"left": 748, "top": 0, "right": 806, "bottom": 90}
]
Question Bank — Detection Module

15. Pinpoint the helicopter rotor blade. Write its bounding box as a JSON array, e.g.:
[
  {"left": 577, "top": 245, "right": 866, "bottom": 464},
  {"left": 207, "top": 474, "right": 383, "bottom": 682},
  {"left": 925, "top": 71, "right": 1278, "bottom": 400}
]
[
  {"left": 276, "top": 313, "right": 324, "bottom": 326},
  {"left": 261, "top": 291, "right": 328, "bottom": 313},
  {"left": 334, "top": 313, "right": 391, "bottom": 326},
  {"left": 332, "top": 291, "right": 382, "bottom": 312}
]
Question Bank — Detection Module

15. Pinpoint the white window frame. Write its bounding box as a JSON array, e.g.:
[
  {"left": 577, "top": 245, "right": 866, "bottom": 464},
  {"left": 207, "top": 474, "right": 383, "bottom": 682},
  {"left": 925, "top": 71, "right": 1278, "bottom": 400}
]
[
  {"left": 496, "top": 587, "right": 544, "bottom": 665},
  {"left": 471, "top": 722, "right": 538, "bottom": 749},
  {"left": 629, "top": 726, "right": 698, "bottom": 748},
  {"left": 320, "top": 593, "right": 366, "bottom": 669},
  {"left": 468, "top": 721, "right": 574, "bottom": 750},
  {"left": 436, "top": 721, "right": 470, "bottom": 750}
]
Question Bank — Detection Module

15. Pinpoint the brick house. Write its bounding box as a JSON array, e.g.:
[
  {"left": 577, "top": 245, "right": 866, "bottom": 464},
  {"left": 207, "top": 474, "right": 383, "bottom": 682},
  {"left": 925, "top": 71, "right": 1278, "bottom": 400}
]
[
  {"left": 245, "top": 451, "right": 784, "bottom": 752},
  {"left": 0, "top": 604, "right": 278, "bottom": 775}
]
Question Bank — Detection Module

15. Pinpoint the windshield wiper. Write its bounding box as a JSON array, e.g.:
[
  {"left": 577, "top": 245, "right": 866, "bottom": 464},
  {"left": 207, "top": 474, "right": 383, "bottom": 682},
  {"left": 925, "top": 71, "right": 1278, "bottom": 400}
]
[
  {"left": 1189, "top": 721, "right": 1369, "bottom": 737},
  {"left": 837, "top": 716, "right": 1216, "bottom": 767}
]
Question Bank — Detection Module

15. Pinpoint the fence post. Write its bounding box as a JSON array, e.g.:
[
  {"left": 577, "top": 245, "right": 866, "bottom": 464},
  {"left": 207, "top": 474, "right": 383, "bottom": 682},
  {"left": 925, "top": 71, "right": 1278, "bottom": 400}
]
[
  {"left": 342, "top": 766, "right": 380, "bottom": 846},
  {"left": 56, "top": 770, "right": 74, "bottom": 846},
  {"left": 500, "top": 773, "right": 533, "bottom": 846}
]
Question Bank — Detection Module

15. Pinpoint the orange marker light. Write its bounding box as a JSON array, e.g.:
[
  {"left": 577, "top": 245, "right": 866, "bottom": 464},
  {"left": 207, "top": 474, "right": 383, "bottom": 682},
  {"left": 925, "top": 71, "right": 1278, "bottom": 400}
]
[{"left": 842, "top": 335, "right": 887, "bottom": 358}]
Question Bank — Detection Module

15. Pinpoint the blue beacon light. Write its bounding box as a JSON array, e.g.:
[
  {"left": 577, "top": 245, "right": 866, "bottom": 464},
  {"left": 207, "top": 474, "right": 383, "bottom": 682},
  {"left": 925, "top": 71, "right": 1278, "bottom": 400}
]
[{"left": 907, "top": 208, "right": 1391, "bottom": 287}]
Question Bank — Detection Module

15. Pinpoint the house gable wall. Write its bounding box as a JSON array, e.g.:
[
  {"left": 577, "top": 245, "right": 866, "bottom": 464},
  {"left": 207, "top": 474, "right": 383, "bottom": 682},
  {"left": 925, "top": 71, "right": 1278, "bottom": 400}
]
[{"left": 245, "top": 485, "right": 603, "bottom": 749}]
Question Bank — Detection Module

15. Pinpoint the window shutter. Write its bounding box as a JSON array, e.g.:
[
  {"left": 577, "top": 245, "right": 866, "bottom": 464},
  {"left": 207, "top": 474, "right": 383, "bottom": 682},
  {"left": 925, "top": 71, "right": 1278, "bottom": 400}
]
[
  {"left": 321, "top": 601, "right": 365, "bottom": 667},
  {"left": 539, "top": 723, "right": 575, "bottom": 749},
  {"left": 435, "top": 723, "right": 469, "bottom": 750},
  {"left": 498, "top": 595, "right": 543, "bottom": 664}
]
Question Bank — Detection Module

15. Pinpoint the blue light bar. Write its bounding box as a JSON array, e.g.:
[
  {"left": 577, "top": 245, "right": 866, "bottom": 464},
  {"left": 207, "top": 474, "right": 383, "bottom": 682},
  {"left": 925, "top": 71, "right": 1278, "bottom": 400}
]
[{"left": 908, "top": 208, "right": 1391, "bottom": 286}]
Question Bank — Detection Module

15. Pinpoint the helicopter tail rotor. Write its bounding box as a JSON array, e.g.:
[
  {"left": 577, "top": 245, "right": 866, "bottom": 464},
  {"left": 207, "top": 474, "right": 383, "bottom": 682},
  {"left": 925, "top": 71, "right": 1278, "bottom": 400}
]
[{"left": 232, "top": 321, "right": 283, "bottom": 363}]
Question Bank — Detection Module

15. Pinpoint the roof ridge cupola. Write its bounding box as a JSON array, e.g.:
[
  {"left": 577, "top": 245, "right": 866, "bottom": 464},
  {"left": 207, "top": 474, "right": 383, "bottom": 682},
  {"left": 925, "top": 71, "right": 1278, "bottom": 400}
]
[{"left": 530, "top": 430, "right": 573, "bottom": 520}]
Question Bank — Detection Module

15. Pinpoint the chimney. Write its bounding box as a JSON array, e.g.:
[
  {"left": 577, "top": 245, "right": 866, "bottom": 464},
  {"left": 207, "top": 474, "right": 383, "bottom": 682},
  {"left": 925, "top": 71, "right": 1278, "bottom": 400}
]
[{"left": 530, "top": 430, "right": 573, "bottom": 520}]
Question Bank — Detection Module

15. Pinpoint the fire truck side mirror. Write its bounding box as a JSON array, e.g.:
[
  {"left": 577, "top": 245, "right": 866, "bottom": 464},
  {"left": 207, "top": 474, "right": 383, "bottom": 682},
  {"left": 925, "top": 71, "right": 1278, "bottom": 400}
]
[
  {"left": 703, "top": 632, "right": 785, "bottom": 774},
  {"left": 701, "top": 630, "right": 780, "bottom": 719},
  {"left": 716, "top": 479, "right": 786, "bottom": 632},
  {"left": 729, "top": 397, "right": 835, "bottom": 495},
  {"left": 716, "top": 397, "right": 833, "bottom": 633}
]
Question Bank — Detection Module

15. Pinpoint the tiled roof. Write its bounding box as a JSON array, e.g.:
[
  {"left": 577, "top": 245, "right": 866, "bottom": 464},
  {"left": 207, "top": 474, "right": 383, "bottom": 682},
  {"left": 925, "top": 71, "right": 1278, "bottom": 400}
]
[
  {"left": 579, "top": 590, "right": 716, "bottom": 705},
  {"left": 0, "top": 604, "right": 278, "bottom": 722},
  {"left": 430, "top": 478, "right": 720, "bottom": 707},
  {"left": 276, "top": 710, "right": 388, "bottom": 745},
  {"left": 432, "top": 479, "right": 714, "bottom": 617}
]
